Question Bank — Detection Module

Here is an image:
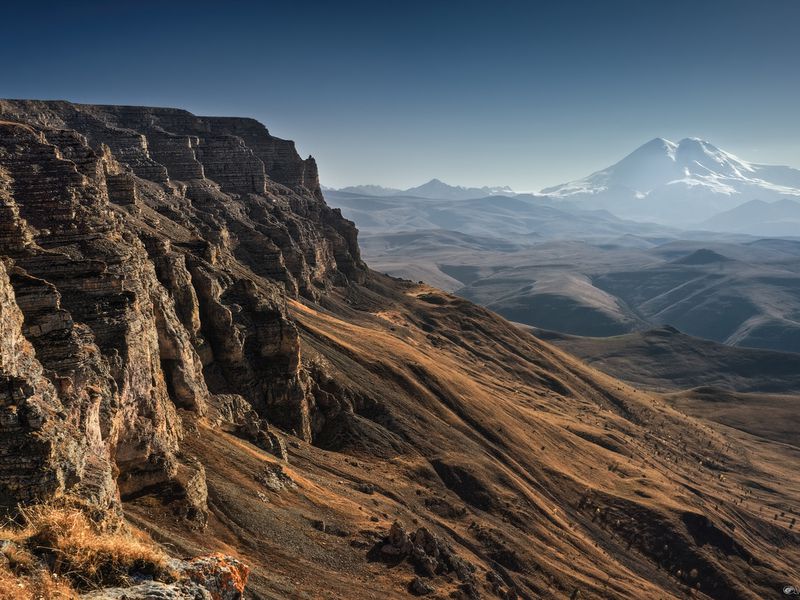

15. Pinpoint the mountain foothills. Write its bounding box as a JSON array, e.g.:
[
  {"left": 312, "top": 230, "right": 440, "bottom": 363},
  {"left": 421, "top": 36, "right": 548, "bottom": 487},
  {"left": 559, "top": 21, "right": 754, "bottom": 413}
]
[
  {"left": 350, "top": 222, "right": 800, "bottom": 354},
  {"left": 328, "top": 139, "right": 800, "bottom": 354},
  {"left": 534, "top": 326, "right": 800, "bottom": 453},
  {"left": 0, "top": 100, "right": 798, "bottom": 600},
  {"left": 701, "top": 199, "right": 800, "bottom": 237}
]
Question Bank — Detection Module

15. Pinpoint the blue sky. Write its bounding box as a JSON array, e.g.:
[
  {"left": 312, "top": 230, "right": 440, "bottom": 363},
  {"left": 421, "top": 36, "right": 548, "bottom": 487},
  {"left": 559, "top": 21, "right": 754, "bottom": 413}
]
[{"left": 2, "top": 0, "right": 799, "bottom": 189}]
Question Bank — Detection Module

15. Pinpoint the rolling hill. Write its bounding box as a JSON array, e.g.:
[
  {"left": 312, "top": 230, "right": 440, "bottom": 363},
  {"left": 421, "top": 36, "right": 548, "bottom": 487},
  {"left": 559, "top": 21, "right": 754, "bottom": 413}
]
[
  {"left": 358, "top": 230, "right": 800, "bottom": 353},
  {"left": 536, "top": 326, "right": 800, "bottom": 394}
]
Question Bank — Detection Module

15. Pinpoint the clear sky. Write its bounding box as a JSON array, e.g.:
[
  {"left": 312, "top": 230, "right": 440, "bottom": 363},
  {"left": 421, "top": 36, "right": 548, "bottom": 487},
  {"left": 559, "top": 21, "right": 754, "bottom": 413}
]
[{"left": 2, "top": 0, "right": 799, "bottom": 190}]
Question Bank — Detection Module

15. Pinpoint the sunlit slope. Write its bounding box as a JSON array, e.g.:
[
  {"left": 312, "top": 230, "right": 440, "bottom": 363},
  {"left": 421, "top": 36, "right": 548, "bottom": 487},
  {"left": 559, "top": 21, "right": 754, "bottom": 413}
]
[{"left": 131, "top": 277, "right": 799, "bottom": 599}]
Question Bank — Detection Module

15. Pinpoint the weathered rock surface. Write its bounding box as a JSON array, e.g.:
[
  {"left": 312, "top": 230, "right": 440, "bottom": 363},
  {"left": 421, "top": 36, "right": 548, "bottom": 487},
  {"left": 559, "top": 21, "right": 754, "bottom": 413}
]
[
  {"left": 0, "top": 100, "right": 365, "bottom": 515},
  {"left": 0, "top": 258, "right": 85, "bottom": 507},
  {"left": 81, "top": 581, "right": 212, "bottom": 600},
  {"left": 379, "top": 521, "right": 476, "bottom": 583},
  {"left": 80, "top": 553, "right": 249, "bottom": 600},
  {"left": 176, "top": 553, "right": 250, "bottom": 600}
]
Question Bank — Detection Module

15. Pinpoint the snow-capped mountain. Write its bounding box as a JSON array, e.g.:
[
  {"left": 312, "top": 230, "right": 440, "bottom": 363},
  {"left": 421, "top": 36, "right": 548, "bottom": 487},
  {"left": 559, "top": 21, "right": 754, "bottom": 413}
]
[
  {"left": 329, "top": 179, "right": 515, "bottom": 200},
  {"left": 543, "top": 137, "right": 800, "bottom": 225}
]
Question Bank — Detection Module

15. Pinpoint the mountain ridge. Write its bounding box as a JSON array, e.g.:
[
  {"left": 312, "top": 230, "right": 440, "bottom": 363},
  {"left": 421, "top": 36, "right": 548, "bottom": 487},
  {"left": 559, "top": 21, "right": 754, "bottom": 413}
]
[
  {"left": 701, "top": 197, "right": 800, "bottom": 236},
  {"left": 329, "top": 178, "right": 516, "bottom": 200},
  {"left": 329, "top": 138, "right": 800, "bottom": 230}
]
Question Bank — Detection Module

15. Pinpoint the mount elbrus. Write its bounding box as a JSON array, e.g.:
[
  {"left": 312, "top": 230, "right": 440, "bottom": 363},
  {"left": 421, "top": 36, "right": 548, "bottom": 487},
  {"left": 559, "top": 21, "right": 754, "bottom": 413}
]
[{"left": 0, "top": 100, "right": 797, "bottom": 599}]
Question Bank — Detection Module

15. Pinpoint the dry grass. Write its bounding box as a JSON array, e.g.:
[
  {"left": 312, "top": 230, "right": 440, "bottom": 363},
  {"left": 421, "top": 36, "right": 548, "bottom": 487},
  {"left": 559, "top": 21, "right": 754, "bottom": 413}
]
[
  {"left": 0, "top": 500, "right": 169, "bottom": 597},
  {"left": 0, "top": 563, "right": 76, "bottom": 600}
]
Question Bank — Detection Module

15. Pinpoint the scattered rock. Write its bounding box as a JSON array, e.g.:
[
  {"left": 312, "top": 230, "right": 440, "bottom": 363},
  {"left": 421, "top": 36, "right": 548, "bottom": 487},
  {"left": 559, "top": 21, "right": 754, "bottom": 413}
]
[
  {"left": 311, "top": 519, "right": 351, "bottom": 537},
  {"left": 171, "top": 460, "right": 209, "bottom": 526},
  {"left": 376, "top": 522, "right": 475, "bottom": 583},
  {"left": 424, "top": 496, "right": 467, "bottom": 519},
  {"left": 254, "top": 464, "right": 295, "bottom": 493},
  {"left": 455, "top": 581, "right": 481, "bottom": 599},
  {"left": 355, "top": 482, "right": 375, "bottom": 495},
  {"left": 209, "top": 394, "right": 253, "bottom": 425},
  {"left": 240, "top": 410, "right": 290, "bottom": 462},
  {"left": 174, "top": 553, "right": 250, "bottom": 600},
  {"left": 409, "top": 576, "right": 435, "bottom": 596},
  {"left": 486, "top": 570, "right": 518, "bottom": 599}
]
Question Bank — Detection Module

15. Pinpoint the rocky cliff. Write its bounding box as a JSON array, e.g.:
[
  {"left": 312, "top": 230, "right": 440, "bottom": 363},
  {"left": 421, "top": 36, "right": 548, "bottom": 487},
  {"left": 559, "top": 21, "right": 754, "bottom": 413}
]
[
  {"left": 0, "top": 100, "right": 364, "bottom": 515},
  {"left": 0, "top": 101, "right": 797, "bottom": 600}
]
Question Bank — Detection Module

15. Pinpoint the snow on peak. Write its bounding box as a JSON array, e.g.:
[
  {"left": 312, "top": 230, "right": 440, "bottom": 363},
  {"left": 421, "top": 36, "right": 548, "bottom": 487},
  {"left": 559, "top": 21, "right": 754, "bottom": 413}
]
[
  {"left": 673, "top": 138, "right": 755, "bottom": 177},
  {"left": 544, "top": 137, "right": 784, "bottom": 198},
  {"left": 541, "top": 137, "right": 800, "bottom": 224},
  {"left": 641, "top": 137, "right": 678, "bottom": 159}
]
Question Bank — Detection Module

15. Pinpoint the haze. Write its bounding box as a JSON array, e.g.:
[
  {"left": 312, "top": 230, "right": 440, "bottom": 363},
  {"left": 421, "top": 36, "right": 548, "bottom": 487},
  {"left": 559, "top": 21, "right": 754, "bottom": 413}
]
[{"left": 3, "top": 0, "right": 800, "bottom": 190}]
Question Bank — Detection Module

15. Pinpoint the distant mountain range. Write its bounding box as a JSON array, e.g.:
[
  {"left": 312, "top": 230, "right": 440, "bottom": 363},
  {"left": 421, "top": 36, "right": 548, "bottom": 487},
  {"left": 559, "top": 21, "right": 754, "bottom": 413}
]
[
  {"left": 543, "top": 137, "right": 800, "bottom": 225},
  {"left": 324, "top": 139, "right": 800, "bottom": 353},
  {"left": 329, "top": 138, "right": 800, "bottom": 228},
  {"left": 325, "top": 178, "right": 515, "bottom": 201},
  {"left": 325, "top": 189, "right": 674, "bottom": 244}
]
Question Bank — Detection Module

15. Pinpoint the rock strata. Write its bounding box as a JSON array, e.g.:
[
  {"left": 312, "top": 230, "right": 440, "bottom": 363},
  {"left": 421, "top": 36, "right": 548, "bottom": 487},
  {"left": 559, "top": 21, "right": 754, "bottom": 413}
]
[{"left": 0, "top": 100, "right": 365, "bottom": 515}]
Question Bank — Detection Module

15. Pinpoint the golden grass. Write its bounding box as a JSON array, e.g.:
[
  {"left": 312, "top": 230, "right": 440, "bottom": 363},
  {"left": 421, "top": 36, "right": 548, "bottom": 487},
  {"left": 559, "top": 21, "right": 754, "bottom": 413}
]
[
  {"left": 0, "top": 500, "right": 169, "bottom": 597},
  {"left": 0, "top": 563, "right": 76, "bottom": 600}
]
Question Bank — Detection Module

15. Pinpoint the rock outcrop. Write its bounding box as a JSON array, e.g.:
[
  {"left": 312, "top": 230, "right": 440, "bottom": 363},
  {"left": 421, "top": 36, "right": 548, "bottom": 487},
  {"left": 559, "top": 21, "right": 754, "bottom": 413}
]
[
  {"left": 0, "top": 100, "right": 365, "bottom": 515},
  {"left": 379, "top": 522, "right": 476, "bottom": 583},
  {"left": 80, "top": 553, "right": 250, "bottom": 600},
  {"left": 0, "top": 258, "right": 85, "bottom": 508}
]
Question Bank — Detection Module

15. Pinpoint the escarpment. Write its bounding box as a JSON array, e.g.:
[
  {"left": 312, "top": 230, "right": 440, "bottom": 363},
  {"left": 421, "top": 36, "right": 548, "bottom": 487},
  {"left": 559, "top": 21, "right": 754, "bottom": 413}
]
[
  {"left": 0, "top": 101, "right": 365, "bottom": 513},
  {"left": 1, "top": 101, "right": 798, "bottom": 600}
]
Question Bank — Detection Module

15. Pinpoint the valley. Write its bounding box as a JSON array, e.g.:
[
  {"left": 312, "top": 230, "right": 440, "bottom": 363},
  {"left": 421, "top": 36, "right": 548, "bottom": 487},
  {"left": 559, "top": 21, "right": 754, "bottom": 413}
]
[
  {"left": 327, "top": 145, "right": 800, "bottom": 354},
  {"left": 350, "top": 223, "right": 800, "bottom": 353}
]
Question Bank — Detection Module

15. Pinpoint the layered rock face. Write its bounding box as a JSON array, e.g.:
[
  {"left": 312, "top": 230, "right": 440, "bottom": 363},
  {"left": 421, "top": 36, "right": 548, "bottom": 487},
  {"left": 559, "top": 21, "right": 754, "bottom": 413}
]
[
  {"left": 0, "top": 101, "right": 365, "bottom": 511},
  {"left": 0, "top": 258, "right": 82, "bottom": 506}
]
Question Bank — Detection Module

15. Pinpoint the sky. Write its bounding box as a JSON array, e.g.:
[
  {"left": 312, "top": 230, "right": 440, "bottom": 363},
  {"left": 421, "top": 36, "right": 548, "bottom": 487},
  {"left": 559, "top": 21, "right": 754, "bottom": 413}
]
[{"left": 2, "top": 0, "right": 800, "bottom": 190}]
